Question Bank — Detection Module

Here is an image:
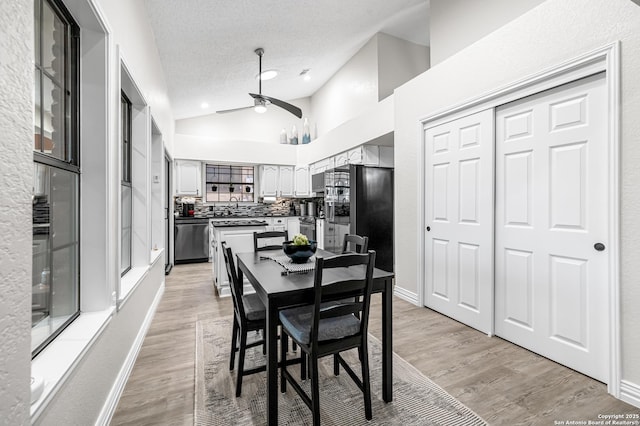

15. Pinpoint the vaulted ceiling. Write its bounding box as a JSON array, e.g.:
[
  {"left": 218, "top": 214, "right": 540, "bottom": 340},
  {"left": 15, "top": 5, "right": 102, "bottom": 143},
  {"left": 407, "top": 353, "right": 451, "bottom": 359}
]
[{"left": 144, "top": 0, "right": 430, "bottom": 120}]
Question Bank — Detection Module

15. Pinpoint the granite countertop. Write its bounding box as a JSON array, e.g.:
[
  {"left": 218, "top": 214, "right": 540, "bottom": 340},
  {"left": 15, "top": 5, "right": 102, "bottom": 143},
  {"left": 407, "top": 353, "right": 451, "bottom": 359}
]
[{"left": 210, "top": 219, "right": 268, "bottom": 227}]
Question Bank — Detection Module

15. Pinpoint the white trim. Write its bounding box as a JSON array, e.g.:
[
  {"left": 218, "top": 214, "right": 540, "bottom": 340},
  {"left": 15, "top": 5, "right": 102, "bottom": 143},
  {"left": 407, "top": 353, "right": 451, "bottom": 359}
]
[
  {"left": 620, "top": 380, "right": 640, "bottom": 409},
  {"left": 96, "top": 281, "right": 165, "bottom": 426},
  {"left": 30, "top": 308, "right": 115, "bottom": 422},
  {"left": 417, "top": 42, "right": 620, "bottom": 394},
  {"left": 394, "top": 285, "right": 419, "bottom": 306},
  {"left": 605, "top": 43, "right": 622, "bottom": 399}
]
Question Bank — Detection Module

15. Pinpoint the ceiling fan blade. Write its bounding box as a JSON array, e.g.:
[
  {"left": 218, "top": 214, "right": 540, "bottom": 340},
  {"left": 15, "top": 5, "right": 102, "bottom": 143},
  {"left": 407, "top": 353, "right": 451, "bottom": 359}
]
[
  {"left": 249, "top": 93, "right": 302, "bottom": 118},
  {"left": 215, "top": 105, "right": 253, "bottom": 114}
]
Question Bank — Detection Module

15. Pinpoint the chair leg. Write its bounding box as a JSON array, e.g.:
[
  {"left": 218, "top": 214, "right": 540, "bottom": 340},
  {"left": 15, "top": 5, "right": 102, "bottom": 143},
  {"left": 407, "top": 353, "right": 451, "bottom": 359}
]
[
  {"left": 229, "top": 317, "right": 238, "bottom": 371},
  {"left": 236, "top": 330, "right": 247, "bottom": 397},
  {"left": 361, "top": 341, "right": 372, "bottom": 420},
  {"left": 280, "top": 333, "right": 288, "bottom": 393},
  {"left": 300, "top": 350, "right": 307, "bottom": 381},
  {"left": 333, "top": 353, "right": 340, "bottom": 376},
  {"left": 310, "top": 353, "right": 321, "bottom": 426}
]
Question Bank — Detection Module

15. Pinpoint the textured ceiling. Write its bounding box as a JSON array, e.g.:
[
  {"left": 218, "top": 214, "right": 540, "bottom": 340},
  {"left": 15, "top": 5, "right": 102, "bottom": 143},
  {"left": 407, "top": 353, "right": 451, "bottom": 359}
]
[{"left": 144, "top": 0, "right": 430, "bottom": 120}]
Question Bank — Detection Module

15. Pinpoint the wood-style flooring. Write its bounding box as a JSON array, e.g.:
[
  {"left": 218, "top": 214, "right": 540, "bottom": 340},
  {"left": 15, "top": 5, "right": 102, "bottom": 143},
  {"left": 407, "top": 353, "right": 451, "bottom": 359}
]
[{"left": 110, "top": 262, "right": 638, "bottom": 425}]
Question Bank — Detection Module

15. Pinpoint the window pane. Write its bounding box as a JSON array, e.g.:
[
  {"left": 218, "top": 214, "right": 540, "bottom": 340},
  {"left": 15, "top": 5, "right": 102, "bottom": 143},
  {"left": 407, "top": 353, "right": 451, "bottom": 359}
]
[
  {"left": 121, "top": 184, "right": 132, "bottom": 274},
  {"left": 32, "top": 164, "right": 79, "bottom": 352},
  {"left": 42, "top": 0, "right": 65, "bottom": 84},
  {"left": 231, "top": 167, "right": 242, "bottom": 183},
  {"left": 42, "top": 75, "right": 65, "bottom": 159},
  {"left": 34, "top": 69, "right": 42, "bottom": 151}
]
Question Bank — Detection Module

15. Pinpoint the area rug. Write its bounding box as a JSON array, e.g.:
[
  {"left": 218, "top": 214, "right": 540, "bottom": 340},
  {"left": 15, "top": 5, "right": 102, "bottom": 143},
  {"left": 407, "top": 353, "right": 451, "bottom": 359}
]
[{"left": 195, "top": 317, "right": 487, "bottom": 425}]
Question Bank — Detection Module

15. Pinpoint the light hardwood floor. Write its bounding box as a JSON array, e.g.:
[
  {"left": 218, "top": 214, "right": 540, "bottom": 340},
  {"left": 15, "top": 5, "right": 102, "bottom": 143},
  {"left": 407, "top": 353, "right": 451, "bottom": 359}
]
[{"left": 111, "top": 262, "right": 638, "bottom": 425}]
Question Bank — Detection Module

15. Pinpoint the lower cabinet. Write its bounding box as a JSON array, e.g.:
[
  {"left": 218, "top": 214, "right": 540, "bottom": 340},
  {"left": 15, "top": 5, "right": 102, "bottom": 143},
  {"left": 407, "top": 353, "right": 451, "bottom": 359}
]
[{"left": 210, "top": 224, "right": 267, "bottom": 296}]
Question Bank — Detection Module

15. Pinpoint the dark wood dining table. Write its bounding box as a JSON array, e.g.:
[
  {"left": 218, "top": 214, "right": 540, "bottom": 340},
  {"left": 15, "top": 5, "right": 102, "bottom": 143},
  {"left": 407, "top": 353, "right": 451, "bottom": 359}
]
[{"left": 236, "top": 248, "right": 395, "bottom": 425}]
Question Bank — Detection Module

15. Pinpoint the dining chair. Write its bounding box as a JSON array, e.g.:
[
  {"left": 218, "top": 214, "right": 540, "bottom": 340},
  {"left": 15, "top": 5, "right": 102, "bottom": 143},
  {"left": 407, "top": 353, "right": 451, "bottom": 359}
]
[
  {"left": 253, "top": 230, "right": 289, "bottom": 251},
  {"left": 254, "top": 229, "right": 302, "bottom": 355},
  {"left": 279, "top": 250, "right": 377, "bottom": 425},
  {"left": 221, "top": 241, "right": 267, "bottom": 397},
  {"left": 342, "top": 234, "right": 369, "bottom": 254}
]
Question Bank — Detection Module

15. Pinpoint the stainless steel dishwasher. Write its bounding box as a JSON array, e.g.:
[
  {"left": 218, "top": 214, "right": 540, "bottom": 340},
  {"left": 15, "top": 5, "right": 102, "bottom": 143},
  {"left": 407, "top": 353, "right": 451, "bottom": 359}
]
[{"left": 174, "top": 218, "right": 209, "bottom": 263}]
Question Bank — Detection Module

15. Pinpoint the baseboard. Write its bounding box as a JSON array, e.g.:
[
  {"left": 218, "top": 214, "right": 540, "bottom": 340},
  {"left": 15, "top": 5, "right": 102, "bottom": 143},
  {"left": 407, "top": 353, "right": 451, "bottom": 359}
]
[
  {"left": 96, "top": 280, "right": 165, "bottom": 425},
  {"left": 620, "top": 380, "right": 640, "bottom": 409},
  {"left": 394, "top": 285, "right": 419, "bottom": 305}
]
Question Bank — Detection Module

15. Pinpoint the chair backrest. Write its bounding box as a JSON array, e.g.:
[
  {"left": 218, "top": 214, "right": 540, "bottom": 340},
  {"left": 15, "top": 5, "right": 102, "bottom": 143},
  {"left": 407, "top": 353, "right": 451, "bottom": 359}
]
[
  {"left": 253, "top": 230, "right": 289, "bottom": 252},
  {"left": 310, "top": 251, "right": 376, "bottom": 346},
  {"left": 221, "top": 241, "right": 246, "bottom": 321},
  {"left": 342, "top": 234, "right": 369, "bottom": 254}
]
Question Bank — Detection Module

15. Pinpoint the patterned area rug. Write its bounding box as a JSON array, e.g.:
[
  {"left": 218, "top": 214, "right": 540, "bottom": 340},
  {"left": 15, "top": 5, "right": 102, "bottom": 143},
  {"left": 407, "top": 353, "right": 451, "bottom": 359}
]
[{"left": 195, "top": 317, "right": 487, "bottom": 425}]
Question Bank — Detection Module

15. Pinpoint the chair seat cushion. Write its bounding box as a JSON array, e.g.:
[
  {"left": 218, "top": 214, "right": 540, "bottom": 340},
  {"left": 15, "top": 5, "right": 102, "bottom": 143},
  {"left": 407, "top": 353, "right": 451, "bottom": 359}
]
[
  {"left": 242, "top": 293, "right": 266, "bottom": 321},
  {"left": 279, "top": 303, "right": 360, "bottom": 344}
]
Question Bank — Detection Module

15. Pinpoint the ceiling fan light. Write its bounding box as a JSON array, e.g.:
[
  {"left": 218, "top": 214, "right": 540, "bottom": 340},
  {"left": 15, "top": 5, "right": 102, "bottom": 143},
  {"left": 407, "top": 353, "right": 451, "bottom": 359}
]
[
  {"left": 256, "top": 69, "right": 278, "bottom": 81},
  {"left": 254, "top": 104, "right": 267, "bottom": 114}
]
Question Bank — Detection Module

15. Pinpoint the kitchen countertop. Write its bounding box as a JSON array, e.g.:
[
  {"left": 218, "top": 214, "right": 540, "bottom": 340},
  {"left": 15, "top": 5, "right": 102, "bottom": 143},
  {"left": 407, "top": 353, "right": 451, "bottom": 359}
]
[{"left": 210, "top": 219, "right": 268, "bottom": 227}]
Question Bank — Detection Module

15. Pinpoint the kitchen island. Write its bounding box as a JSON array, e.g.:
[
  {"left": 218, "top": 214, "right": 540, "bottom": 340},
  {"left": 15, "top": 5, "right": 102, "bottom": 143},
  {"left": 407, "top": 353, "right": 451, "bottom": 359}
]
[{"left": 208, "top": 215, "right": 301, "bottom": 296}]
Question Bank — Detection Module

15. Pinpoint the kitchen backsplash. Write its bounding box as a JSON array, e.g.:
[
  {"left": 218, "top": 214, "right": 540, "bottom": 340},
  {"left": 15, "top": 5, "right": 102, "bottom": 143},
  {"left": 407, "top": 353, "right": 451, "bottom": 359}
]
[{"left": 174, "top": 197, "right": 314, "bottom": 217}]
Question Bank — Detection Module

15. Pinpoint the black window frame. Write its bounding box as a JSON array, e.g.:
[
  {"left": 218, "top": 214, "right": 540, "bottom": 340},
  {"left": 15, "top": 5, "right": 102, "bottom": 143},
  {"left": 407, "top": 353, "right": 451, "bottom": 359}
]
[
  {"left": 120, "top": 91, "right": 132, "bottom": 276},
  {"left": 32, "top": 0, "right": 81, "bottom": 358},
  {"left": 205, "top": 164, "right": 255, "bottom": 203}
]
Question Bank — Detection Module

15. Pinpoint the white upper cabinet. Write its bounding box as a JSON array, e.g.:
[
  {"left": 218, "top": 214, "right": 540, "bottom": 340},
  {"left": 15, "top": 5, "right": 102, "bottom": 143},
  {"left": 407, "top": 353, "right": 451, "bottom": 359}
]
[
  {"left": 294, "top": 165, "right": 310, "bottom": 197},
  {"left": 175, "top": 160, "right": 202, "bottom": 196},
  {"left": 348, "top": 145, "right": 379, "bottom": 166},
  {"left": 279, "top": 166, "right": 295, "bottom": 197},
  {"left": 334, "top": 151, "right": 349, "bottom": 167},
  {"left": 259, "top": 165, "right": 279, "bottom": 196},
  {"left": 310, "top": 157, "right": 335, "bottom": 174}
]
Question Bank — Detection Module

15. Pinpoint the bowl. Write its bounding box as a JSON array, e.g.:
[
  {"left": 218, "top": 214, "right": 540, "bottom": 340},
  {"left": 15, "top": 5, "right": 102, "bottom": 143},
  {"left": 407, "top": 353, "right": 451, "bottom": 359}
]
[{"left": 282, "top": 240, "right": 318, "bottom": 263}]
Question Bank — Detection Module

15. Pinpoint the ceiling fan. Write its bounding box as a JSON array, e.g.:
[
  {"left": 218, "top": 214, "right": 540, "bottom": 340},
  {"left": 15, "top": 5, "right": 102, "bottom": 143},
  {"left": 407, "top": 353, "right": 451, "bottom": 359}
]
[{"left": 216, "top": 48, "right": 303, "bottom": 118}]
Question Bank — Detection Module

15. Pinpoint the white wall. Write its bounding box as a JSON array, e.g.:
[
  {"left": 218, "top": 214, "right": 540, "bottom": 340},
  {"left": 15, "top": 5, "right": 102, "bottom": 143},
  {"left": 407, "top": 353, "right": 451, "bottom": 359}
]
[
  {"left": 174, "top": 97, "right": 312, "bottom": 144},
  {"left": 0, "top": 0, "right": 33, "bottom": 423},
  {"left": 311, "top": 35, "right": 379, "bottom": 137},
  {"left": 0, "top": 0, "right": 174, "bottom": 423},
  {"left": 429, "top": 0, "right": 545, "bottom": 65},
  {"left": 394, "top": 0, "right": 640, "bottom": 393},
  {"left": 96, "top": 0, "right": 175, "bottom": 155},
  {"left": 377, "top": 33, "right": 430, "bottom": 100}
]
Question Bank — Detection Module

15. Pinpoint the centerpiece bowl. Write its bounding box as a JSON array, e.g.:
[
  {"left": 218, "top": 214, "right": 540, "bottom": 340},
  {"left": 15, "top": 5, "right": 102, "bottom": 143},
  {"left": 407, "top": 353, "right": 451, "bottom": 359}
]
[{"left": 282, "top": 240, "right": 318, "bottom": 263}]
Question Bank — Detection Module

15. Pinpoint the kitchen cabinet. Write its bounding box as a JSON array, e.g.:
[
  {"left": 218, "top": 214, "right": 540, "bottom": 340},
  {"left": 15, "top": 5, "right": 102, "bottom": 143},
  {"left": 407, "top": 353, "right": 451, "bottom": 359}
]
[
  {"left": 311, "top": 157, "right": 335, "bottom": 174},
  {"left": 210, "top": 221, "right": 267, "bottom": 296},
  {"left": 294, "top": 165, "right": 310, "bottom": 197},
  {"left": 334, "top": 151, "right": 349, "bottom": 167},
  {"left": 278, "top": 166, "right": 295, "bottom": 197},
  {"left": 175, "top": 160, "right": 202, "bottom": 196},
  {"left": 348, "top": 145, "right": 379, "bottom": 166},
  {"left": 316, "top": 219, "right": 325, "bottom": 249},
  {"left": 259, "top": 165, "right": 279, "bottom": 196},
  {"left": 265, "top": 217, "right": 286, "bottom": 232},
  {"left": 287, "top": 217, "right": 301, "bottom": 237}
]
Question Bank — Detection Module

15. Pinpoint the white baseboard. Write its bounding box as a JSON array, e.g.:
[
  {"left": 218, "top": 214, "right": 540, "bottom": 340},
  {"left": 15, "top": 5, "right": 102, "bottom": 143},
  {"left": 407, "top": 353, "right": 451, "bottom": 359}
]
[
  {"left": 96, "top": 280, "right": 165, "bottom": 426},
  {"left": 394, "top": 285, "right": 419, "bottom": 305},
  {"left": 620, "top": 380, "right": 640, "bottom": 409}
]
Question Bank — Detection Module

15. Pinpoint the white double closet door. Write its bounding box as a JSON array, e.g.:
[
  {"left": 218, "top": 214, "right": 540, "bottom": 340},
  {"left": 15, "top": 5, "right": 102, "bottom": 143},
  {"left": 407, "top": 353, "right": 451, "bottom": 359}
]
[{"left": 425, "top": 72, "right": 609, "bottom": 382}]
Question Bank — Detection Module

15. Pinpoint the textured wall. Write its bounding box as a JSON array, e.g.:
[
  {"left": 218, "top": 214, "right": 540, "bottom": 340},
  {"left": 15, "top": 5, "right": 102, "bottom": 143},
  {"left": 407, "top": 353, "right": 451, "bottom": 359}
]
[
  {"left": 0, "top": 0, "right": 34, "bottom": 424},
  {"left": 394, "top": 0, "right": 640, "bottom": 387}
]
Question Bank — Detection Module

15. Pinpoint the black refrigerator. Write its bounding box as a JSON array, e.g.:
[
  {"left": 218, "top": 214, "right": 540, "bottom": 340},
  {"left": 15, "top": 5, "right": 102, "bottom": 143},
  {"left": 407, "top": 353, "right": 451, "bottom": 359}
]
[{"left": 323, "top": 165, "right": 394, "bottom": 272}]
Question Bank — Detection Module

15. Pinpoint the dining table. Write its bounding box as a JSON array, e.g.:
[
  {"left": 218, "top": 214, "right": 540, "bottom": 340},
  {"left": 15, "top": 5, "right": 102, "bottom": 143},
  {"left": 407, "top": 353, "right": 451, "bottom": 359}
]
[{"left": 235, "top": 248, "right": 395, "bottom": 425}]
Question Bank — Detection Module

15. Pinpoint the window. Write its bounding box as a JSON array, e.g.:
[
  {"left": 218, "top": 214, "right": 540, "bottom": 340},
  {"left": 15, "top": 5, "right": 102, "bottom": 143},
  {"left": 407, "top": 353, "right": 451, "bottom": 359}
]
[
  {"left": 205, "top": 165, "right": 255, "bottom": 202},
  {"left": 32, "top": 0, "right": 80, "bottom": 357},
  {"left": 121, "top": 92, "right": 132, "bottom": 276}
]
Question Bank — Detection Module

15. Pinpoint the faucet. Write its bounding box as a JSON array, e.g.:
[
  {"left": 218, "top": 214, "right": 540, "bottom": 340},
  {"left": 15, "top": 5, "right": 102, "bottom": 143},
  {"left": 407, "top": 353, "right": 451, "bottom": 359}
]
[{"left": 229, "top": 196, "right": 239, "bottom": 209}]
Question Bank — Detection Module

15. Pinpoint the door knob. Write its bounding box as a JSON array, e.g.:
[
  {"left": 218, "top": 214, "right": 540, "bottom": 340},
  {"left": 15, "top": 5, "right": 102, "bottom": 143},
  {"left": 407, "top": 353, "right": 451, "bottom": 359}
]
[
  {"left": 426, "top": 226, "right": 431, "bottom": 232},
  {"left": 594, "top": 243, "right": 605, "bottom": 251}
]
